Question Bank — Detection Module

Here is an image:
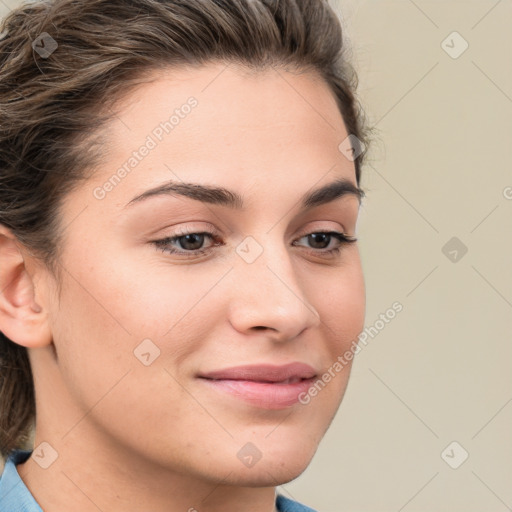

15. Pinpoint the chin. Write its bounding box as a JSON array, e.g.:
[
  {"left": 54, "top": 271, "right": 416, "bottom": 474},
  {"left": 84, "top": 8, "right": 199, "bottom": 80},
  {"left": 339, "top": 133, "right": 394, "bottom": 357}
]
[
  {"left": 210, "top": 436, "right": 320, "bottom": 488},
  {"left": 220, "top": 456, "right": 313, "bottom": 488}
]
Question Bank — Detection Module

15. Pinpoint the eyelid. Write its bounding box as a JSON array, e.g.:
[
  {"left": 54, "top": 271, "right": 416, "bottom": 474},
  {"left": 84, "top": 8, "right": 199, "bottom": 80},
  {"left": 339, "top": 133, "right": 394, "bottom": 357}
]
[
  {"left": 293, "top": 221, "right": 354, "bottom": 239},
  {"left": 157, "top": 221, "right": 221, "bottom": 237},
  {"left": 155, "top": 220, "right": 355, "bottom": 241}
]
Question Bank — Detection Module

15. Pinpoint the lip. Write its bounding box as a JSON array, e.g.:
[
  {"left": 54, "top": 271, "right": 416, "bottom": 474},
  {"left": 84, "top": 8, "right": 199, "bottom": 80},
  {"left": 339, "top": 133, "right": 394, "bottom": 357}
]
[
  {"left": 198, "top": 363, "right": 317, "bottom": 409},
  {"left": 199, "top": 362, "right": 317, "bottom": 382}
]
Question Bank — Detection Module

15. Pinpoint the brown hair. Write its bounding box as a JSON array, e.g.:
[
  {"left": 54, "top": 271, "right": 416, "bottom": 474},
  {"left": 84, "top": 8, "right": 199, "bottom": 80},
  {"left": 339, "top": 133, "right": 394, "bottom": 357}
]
[{"left": 0, "top": 0, "right": 370, "bottom": 459}]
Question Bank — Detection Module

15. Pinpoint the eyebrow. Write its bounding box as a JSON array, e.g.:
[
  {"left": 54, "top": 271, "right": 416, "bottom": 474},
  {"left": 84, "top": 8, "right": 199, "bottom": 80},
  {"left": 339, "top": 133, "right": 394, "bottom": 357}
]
[{"left": 124, "top": 177, "right": 364, "bottom": 210}]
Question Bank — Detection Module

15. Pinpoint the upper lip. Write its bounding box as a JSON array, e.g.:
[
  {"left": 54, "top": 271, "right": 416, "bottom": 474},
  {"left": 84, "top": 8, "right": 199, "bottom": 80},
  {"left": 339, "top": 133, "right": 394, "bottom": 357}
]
[{"left": 198, "top": 362, "right": 317, "bottom": 383}]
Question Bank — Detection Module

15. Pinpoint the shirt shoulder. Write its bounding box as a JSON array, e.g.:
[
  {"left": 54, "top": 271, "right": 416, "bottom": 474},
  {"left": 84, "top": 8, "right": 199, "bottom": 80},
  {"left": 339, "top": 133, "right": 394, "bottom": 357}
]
[
  {"left": 276, "top": 493, "right": 318, "bottom": 512},
  {"left": 0, "top": 450, "right": 43, "bottom": 512}
]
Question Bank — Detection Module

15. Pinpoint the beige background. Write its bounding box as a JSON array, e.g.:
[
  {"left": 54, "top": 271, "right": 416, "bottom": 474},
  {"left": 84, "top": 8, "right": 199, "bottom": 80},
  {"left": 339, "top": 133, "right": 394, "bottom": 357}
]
[{"left": 1, "top": 1, "right": 511, "bottom": 511}]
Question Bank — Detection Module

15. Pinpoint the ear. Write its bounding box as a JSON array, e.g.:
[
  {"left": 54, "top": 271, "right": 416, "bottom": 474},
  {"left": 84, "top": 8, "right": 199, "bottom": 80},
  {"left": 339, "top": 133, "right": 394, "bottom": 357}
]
[{"left": 0, "top": 224, "right": 53, "bottom": 348}]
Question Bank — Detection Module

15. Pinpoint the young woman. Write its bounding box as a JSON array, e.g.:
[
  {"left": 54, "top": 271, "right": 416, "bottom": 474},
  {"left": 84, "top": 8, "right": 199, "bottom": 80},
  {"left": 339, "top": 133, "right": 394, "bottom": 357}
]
[{"left": 0, "top": 0, "right": 369, "bottom": 510}]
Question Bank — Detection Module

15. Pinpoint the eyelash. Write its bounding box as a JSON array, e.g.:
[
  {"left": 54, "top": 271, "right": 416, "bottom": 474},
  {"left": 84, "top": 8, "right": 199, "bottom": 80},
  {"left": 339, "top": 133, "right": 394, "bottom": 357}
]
[{"left": 151, "top": 229, "right": 357, "bottom": 259}]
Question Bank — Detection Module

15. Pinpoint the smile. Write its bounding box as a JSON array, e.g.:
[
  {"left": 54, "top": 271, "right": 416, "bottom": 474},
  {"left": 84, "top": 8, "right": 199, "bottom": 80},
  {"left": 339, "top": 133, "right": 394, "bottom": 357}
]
[{"left": 198, "top": 363, "right": 318, "bottom": 409}]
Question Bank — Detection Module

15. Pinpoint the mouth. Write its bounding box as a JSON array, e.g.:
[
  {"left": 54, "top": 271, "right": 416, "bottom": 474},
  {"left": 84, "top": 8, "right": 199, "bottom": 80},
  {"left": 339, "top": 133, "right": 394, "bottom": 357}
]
[{"left": 197, "top": 363, "right": 318, "bottom": 409}]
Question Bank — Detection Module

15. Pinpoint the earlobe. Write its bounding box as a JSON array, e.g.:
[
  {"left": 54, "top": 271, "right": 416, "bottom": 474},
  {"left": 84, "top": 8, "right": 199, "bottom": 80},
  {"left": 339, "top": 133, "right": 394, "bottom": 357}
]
[{"left": 0, "top": 224, "right": 53, "bottom": 348}]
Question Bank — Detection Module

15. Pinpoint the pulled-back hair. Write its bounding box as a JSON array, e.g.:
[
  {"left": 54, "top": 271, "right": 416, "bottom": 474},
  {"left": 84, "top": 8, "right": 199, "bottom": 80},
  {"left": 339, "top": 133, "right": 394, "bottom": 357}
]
[{"left": 0, "top": 0, "right": 370, "bottom": 459}]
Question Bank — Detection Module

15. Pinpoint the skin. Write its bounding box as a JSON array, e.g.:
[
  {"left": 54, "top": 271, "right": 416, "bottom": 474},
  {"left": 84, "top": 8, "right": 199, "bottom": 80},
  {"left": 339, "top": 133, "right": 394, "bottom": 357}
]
[{"left": 0, "top": 62, "right": 365, "bottom": 512}]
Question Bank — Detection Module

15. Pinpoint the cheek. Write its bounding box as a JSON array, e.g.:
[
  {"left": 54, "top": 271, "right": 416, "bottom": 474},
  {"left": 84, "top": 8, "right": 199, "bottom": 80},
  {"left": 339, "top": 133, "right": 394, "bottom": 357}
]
[
  {"left": 52, "top": 247, "right": 228, "bottom": 381},
  {"left": 115, "top": 262, "right": 232, "bottom": 354},
  {"left": 49, "top": 273, "right": 133, "bottom": 410},
  {"left": 313, "top": 260, "right": 366, "bottom": 354}
]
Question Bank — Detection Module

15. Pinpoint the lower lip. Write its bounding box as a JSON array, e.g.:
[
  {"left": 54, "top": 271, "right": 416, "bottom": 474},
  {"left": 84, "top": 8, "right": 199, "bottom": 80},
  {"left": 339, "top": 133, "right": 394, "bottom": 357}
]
[{"left": 199, "top": 377, "right": 316, "bottom": 409}]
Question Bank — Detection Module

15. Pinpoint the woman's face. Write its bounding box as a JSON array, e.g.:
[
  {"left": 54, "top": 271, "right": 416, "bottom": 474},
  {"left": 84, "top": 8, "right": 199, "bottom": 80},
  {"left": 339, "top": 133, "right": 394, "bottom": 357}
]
[{"left": 34, "top": 62, "right": 365, "bottom": 486}]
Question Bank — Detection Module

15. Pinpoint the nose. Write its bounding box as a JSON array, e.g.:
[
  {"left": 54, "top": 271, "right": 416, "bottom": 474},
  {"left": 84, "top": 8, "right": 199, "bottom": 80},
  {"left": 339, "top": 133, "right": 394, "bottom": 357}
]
[{"left": 227, "top": 241, "right": 321, "bottom": 342}]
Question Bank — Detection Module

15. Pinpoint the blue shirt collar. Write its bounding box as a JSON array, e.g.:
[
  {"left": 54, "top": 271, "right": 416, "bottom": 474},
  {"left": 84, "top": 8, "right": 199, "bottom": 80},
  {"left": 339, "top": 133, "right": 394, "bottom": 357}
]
[
  {"left": 275, "top": 493, "right": 318, "bottom": 512},
  {"left": 1, "top": 449, "right": 316, "bottom": 512},
  {"left": 0, "top": 450, "right": 43, "bottom": 512}
]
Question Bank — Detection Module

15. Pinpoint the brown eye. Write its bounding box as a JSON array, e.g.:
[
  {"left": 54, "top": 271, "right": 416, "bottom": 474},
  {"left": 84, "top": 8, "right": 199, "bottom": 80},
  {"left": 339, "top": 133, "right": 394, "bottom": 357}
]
[
  {"left": 293, "top": 231, "right": 357, "bottom": 256},
  {"left": 175, "top": 233, "right": 206, "bottom": 251},
  {"left": 152, "top": 231, "right": 220, "bottom": 256},
  {"left": 307, "top": 233, "right": 332, "bottom": 249}
]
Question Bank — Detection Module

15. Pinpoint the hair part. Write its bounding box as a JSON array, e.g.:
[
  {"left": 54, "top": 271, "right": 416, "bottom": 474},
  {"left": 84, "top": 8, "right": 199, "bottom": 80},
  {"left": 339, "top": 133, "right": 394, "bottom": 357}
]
[{"left": 0, "top": 0, "right": 370, "bottom": 459}]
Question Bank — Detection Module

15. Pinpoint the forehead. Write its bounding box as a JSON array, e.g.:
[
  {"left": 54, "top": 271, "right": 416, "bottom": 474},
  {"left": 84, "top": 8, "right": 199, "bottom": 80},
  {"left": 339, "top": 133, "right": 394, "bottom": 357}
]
[{"left": 82, "top": 62, "right": 356, "bottom": 213}]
